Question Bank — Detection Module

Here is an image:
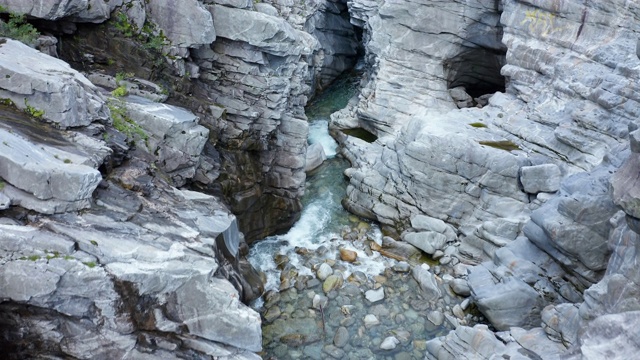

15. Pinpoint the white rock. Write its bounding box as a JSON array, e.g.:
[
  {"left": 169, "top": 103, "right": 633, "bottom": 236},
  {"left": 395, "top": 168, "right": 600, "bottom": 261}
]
[
  {"left": 365, "top": 287, "right": 385, "bottom": 303},
  {"left": 380, "top": 336, "right": 399, "bottom": 350},
  {"left": 316, "top": 263, "right": 333, "bottom": 281},
  {"left": 363, "top": 314, "right": 380, "bottom": 327}
]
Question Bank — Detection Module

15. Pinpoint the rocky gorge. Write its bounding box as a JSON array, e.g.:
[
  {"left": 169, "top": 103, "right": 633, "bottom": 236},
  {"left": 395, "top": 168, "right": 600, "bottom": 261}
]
[{"left": 0, "top": 0, "right": 639, "bottom": 359}]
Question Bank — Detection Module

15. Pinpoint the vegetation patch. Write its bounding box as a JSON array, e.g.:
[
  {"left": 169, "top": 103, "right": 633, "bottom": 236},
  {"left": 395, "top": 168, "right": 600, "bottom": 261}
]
[
  {"left": 108, "top": 98, "right": 148, "bottom": 147},
  {"left": 479, "top": 140, "right": 520, "bottom": 151},
  {"left": 0, "top": 7, "right": 39, "bottom": 46},
  {"left": 24, "top": 99, "right": 44, "bottom": 118},
  {"left": 469, "top": 122, "right": 487, "bottom": 128},
  {"left": 83, "top": 261, "right": 97, "bottom": 268}
]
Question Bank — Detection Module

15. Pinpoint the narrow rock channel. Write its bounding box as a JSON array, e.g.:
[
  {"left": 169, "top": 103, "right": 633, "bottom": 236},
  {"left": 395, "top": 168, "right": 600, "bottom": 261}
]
[{"left": 248, "top": 72, "right": 481, "bottom": 359}]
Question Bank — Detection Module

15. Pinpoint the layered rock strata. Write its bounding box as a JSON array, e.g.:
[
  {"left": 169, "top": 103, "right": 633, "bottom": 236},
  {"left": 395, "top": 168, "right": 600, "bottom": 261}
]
[
  {"left": 0, "top": 39, "right": 262, "bottom": 359},
  {"left": 335, "top": 0, "right": 640, "bottom": 358},
  {"left": 51, "top": 0, "right": 361, "bottom": 242}
]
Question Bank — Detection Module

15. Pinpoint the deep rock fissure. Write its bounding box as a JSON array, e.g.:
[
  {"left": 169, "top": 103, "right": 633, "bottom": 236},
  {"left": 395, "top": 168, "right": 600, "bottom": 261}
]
[{"left": 445, "top": 4, "right": 506, "bottom": 101}]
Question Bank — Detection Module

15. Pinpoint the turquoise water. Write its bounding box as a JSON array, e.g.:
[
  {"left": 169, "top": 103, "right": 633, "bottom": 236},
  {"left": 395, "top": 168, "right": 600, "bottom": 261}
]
[{"left": 248, "top": 73, "right": 463, "bottom": 359}]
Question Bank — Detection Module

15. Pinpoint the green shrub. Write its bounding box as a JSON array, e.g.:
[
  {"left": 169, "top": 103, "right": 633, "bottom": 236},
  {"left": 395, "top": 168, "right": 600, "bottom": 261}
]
[
  {"left": 469, "top": 122, "right": 487, "bottom": 128},
  {"left": 108, "top": 98, "right": 148, "bottom": 146},
  {"left": 113, "top": 12, "right": 135, "bottom": 37},
  {"left": 0, "top": 10, "right": 39, "bottom": 46},
  {"left": 111, "top": 85, "right": 128, "bottom": 97}
]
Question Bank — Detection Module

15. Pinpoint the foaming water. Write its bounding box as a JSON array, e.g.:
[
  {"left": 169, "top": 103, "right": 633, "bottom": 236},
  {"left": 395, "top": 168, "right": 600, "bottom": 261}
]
[
  {"left": 308, "top": 120, "right": 337, "bottom": 157},
  {"left": 248, "top": 157, "right": 392, "bottom": 293}
]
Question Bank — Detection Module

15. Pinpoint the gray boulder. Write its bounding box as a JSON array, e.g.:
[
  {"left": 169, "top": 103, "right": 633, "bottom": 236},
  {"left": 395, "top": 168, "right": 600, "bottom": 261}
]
[
  {"left": 305, "top": 142, "right": 327, "bottom": 172},
  {"left": 124, "top": 96, "right": 209, "bottom": 186},
  {"left": 0, "top": 0, "right": 121, "bottom": 22},
  {"left": 412, "top": 264, "right": 441, "bottom": 302},
  {"left": 402, "top": 231, "right": 447, "bottom": 255},
  {"left": 520, "top": 164, "right": 562, "bottom": 193},
  {"left": 0, "top": 39, "right": 109, "bottom": 128},
  {"left": 208, "top": 5, "right": 318, "bottom": 56},
  {"left": 146, "top": 0, "right": 216, "bottom": 47}
]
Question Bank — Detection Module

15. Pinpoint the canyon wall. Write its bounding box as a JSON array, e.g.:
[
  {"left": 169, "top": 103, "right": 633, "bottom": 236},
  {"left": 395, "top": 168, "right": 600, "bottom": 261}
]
[
  {"left": 0, "top": 0, "right": 360, "bottom": 358},
  {"left": 337, "top": 0, "right": 640, "bottom": 357}
]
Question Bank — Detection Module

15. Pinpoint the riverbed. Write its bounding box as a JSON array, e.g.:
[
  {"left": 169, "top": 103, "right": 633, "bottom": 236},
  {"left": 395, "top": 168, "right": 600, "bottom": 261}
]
[{"left": 248, "top": 73, "right": 469, "bottom": 359}]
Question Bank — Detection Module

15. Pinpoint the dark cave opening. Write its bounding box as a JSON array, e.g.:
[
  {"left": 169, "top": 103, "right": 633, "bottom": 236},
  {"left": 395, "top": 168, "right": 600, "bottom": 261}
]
[
  {"left": 445, "top": 47, "right": 507, "bottom": 99},
  {"left": 444, "top": 2, "right": 507, "bottom": 106}
]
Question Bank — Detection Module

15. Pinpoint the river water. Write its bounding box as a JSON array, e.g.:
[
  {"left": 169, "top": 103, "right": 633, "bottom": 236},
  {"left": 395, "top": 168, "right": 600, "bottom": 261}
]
[{"left": 248, "top": 73, "right": 461, "bottom": 359}]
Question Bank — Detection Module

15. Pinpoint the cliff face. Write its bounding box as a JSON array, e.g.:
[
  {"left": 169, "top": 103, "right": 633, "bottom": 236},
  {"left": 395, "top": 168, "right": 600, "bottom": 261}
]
[
  {"left": 337, "top": 0, "right": 640, "bottom": 357},
  {"left": 0, "top": 0, "right": 361, "bottom": 358},
  {"left": 51, "top": 0, "right": 361, "bottom": 242}
]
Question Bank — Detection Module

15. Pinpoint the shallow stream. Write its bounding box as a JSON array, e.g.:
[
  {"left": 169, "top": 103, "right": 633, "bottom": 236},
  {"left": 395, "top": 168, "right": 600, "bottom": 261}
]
[{"left": 248, "top": 73, "right": 464, "bottom": 359}]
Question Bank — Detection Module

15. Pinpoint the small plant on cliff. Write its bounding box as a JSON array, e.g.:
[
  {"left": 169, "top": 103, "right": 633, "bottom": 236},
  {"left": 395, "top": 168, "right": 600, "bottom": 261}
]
[
  {"left": 0, "top": 8, "right": 39, "bottom": 47},
  {"left": 113, "top": 11, "right": 136, "bottom": 37},
  {"left": 107, "top": 98, "right": 148, "bottom": 147},
  {"left": 24, "top": 99, "right": 44, "bottom": 118},
  {"left": 0, "top": 179, "right": 5, "bottom": 190},
  {"left": 111, "top": 85, "right": 128, "bottom": 97},
  {"left": 111, "top": 72, "right": 133, "bottom": 97}
]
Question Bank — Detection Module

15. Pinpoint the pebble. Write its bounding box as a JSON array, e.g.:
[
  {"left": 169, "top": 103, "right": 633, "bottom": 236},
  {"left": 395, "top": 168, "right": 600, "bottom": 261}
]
[
  {"left": 323, "top": 345, "right": 346, "bottom": 359},
  {"left": 364, "top": 314, "right": 380, "bottom": 327},
  {"left": 432, "top": 250, "right": 444, "bottom": 260},
  {"left": 453, "top": 263, "right": 470, "bottom": 277},
  {"left": 316, "top": 245, "right": 329, "bottom": 256},
  {"left": 333, "top": 326, "right": 349, "bottom": 348},
  {"left": 339, "top": 247, "right": 358, "bottom": 262},
  {"left": 312, "top": 294, "right": 328, "bottom": 309},
  {"left": 323, "top": 274, "right": 344, "bottom": 293},
  {"left": 365, "top": 287, "right": 385, "bottom": 303},
  {"left": 392, "top": 261, "right": 411, "bottom": 273},
  {"left": 450, "top": 278, "right": 471, "bottom": 296},
  {"left": 263, "top": 306, "right": 281, "bottom": 322},
  {"left": 439, "top": 256, "right": 452, "bottom": 265},
  {"left": 413, "top": 339, "right": 427, "bottom": 351},
  {"left": 306, "top": 278, "right": 321, "bottom": 288},
  {"left": 393, "top": 330, "right": 411, "bottom": 343},
  {"left": 452, "top": 304, "right": 465, "bottom": 319},
  {"left": 461, "top": 298, "right": 471, "bottom": 310},
  {"left": 316, "top": 263, "right": 333, "bottom": 281},
  {"left": 427, "top": 310, "right": 444, "bottom": 326},
  {"left": 373, "top": 275, "right": 387, "bottom": 284},
  {"left": 380, "top": 336, "right": 399, "bottom": 350}
]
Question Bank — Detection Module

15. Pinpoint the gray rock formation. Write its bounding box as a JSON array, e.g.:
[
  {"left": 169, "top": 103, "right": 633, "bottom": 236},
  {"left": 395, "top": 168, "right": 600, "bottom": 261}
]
[
  {"left": 0, "top": 39, "right": 109, "bottom": 128},
  {"left": 0, "top": 0, "right": 122, "bottom": 22},
  {"left": 0, "top": 38, "right": 262, "bottom": 359},
  {"left": 339, "top": 0, "right": 640, "bottom": 263},
  {"left": 336, "top": 0, "right": 640, "bottom": 358},
  {"left": 146, "top": 0, "right": 216, "bottom": 48},
  {"left": 123, "top": 96, "right": 210, "bottom": 186}
]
